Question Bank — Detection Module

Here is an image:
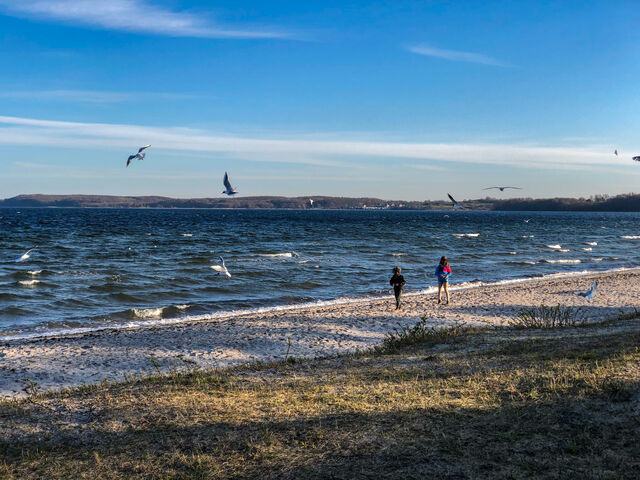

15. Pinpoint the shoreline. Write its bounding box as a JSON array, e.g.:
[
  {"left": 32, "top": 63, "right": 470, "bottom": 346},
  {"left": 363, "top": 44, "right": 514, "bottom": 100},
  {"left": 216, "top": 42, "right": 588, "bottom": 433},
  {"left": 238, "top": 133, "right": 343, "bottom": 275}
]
[
  {"left": 2, "top": 266, "right": 639, "bottom": 343},
  {"left": 2, "top": 268, "right": 640, "bottom": 398}
]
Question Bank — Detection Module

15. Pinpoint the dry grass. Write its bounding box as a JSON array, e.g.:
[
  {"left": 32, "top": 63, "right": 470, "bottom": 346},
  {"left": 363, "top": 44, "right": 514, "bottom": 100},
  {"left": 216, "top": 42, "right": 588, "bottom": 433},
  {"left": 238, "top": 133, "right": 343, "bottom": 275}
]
[{"left": 0, "top": 319, "right": 639, "bottom": 479}]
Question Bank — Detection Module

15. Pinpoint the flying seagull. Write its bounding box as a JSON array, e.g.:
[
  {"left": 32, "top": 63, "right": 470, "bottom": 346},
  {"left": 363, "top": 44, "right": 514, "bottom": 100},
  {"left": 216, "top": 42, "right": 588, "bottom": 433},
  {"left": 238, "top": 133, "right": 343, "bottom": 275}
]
[
  {"left": 16, "top": 247, "right": 37, "bottom": 263},
  {"left": 633, "top": 156, "right": 640, "bottom": 162},
  {"left": 211, "top": 256, "right": 231, "bottom": 278},
  {"left": 575, "top": 281, "right": 597, "bottom": 300},
  {"left": 447, "top": 193, "right": 466, "bottom": 210},
  {"left": 126, "top": 144, "right": 150, "bottom": 167},
  {"left": 222, "top": 172, "right": 238, "bottom": 196},
  {"left": 614, "top": 149, "right": 618, "bottom": 156},
  {"left": 483, "top": 186, "right": 522, "bottom": 192}
]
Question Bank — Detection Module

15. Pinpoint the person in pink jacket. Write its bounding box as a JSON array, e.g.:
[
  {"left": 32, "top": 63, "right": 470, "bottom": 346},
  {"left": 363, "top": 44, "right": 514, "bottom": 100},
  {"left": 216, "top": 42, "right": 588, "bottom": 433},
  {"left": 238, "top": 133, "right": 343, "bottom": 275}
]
[{"left": 435, "top": 256, "right": 452, "bottom": 304}]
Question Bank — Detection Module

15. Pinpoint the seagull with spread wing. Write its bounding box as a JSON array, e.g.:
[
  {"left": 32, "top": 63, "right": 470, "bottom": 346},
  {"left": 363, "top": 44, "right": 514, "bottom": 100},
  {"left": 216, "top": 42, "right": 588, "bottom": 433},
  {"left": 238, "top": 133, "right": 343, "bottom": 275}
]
[
  {"left": 211, "top": 256, "right": 231, "bottom": 278},
  {"left": 222, "top": 172, "right": 238, "bottom": 196},
  {"left": 16, "top": 247, "right": 37, "bottom": 263},
  {"left": 483, "top": 186, "right": 522, "bottom": 192},
  {"left": 633, "top": 156, "right": 640, "bottom": 163},
  {"left": 447, "top": 193, "right": 466, "bottom": 210},
  {"left": 126, "top": 144, "right": 150, "bottom": 167},
  {"left": 575, "top": 281, "right": 597, "bottom": 300}
]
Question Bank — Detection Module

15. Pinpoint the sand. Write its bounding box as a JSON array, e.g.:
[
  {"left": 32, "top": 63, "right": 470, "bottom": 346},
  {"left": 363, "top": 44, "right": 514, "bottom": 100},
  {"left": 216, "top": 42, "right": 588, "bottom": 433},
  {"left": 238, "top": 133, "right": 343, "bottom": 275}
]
[{"left": 2, "top": 269, "right": 640, "bottom": 398}]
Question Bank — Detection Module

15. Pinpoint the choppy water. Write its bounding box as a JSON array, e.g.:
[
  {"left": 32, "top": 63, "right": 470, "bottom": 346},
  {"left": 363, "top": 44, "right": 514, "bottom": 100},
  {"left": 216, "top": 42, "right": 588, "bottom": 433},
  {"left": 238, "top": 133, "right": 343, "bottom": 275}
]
[{"left": 1, "top": 208, "right": 640, "bottom": 339}]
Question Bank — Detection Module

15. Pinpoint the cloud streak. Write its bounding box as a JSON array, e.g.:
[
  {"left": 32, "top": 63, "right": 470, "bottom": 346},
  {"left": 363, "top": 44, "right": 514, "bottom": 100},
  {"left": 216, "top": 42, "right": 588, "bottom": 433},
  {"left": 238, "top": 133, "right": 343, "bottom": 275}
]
[
  {"left": 407, "top": 45, "right": 508, "bottom": 67},
  {"left": 0, "top": 89, "right": 209, "bottom": 103},
  {"left": 0, "top": 115, "right": 616, "bottom": 171},
  {"left": 0, "top": 0, "right": 289, "bottom": 39}
]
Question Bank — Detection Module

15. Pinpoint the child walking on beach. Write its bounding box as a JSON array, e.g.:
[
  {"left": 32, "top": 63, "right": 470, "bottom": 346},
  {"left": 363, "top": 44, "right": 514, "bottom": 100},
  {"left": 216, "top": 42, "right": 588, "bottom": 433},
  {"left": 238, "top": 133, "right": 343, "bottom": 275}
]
[
  {"left": 389, "top": 266, "right": 406, "bottom": 311},
  {"left": 435, "top": 256, "right": 452, "bottom": 304}
]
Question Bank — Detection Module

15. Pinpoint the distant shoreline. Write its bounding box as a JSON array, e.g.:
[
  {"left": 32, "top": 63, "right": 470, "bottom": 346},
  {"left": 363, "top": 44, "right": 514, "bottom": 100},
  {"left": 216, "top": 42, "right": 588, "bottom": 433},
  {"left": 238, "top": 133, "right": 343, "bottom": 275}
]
[{"left": 3, "top": 193, "right": 640, "bottom": 211}]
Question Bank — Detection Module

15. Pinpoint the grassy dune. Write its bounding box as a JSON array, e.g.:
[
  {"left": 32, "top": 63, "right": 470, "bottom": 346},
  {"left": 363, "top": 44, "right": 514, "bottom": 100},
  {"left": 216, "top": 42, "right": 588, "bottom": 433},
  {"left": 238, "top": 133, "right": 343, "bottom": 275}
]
[{"left": 1, "top": 319, "right": 639, "bottom": 479}]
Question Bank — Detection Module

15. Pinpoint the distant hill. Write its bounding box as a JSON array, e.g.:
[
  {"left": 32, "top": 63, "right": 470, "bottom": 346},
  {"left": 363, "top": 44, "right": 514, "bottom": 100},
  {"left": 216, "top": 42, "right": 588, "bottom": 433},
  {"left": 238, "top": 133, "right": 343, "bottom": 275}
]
[{"left": 2, "top": 193, "right": 640, "bottom": 211}]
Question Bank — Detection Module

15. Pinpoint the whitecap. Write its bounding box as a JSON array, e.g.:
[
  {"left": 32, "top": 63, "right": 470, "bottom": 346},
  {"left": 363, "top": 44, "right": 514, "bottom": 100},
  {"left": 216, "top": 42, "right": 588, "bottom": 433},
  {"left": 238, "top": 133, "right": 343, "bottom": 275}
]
[
  {"left": 452, "top": 233, "right": 480, "bottom": 238},
  {"left": 175, "top": 305, "right": 190, "bottom": 310},
  {"left": 540, "top": 259, "right": 581, "bottom": 264},
  {"left": 558, "top": 249, "right": 570, "bottom": 253},
  {"left": 391, "top": 253, "right": 404, "bottom": 257},
  {"left": 546, "top": 244, "right": 562, "bottom": 249},
  {"left": 621, "top": 235, "right": 640, "bottom": 239},
  {"left": 181, "top": 234, "right": 193, "bottom": 237},
  {"left": 19, "top": 280, "right": 40, "bottom": 286},
  {"left": 593, "top": 258, "right": 603, "bottom": 262},
  {"left": 132, "top": 307, "right": 165, "bottom": 318},
  {"left": 521, "top": 235, "right": 534, "bottom": 238},
  {"left": 509, "top": 252, "right": 517, "bottom": 255},
  {"left": 582, "top": 248, "right": 592, "bottom": 252},
  {"left": 258, "top": 252, "right": 300, "bottom": 258},
  {"left": 27, "top": 270, "right": 42, "bottom": 276},
  {"left": 585, "top": 242, "right": 597, "bottom": 246}
]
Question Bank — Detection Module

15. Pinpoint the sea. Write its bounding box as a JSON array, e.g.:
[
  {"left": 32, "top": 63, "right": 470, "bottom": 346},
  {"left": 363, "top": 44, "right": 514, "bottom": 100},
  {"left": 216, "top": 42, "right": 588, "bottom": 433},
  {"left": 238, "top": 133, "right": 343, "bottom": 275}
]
[{"left": 1, "top": 208, "right": 639, "bottom": 340}]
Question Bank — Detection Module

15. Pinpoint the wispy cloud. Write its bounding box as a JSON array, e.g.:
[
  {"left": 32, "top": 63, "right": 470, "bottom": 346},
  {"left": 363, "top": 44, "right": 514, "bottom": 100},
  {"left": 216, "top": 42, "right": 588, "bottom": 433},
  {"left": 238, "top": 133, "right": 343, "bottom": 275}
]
[
  {"left": 0, "top": 89, "right": 209, "bottom": 103},
  {"left": 406, "top": 45, "right": 508, "bottom": 67},
  {"left": 0, "top": 115, "right": 615, "bottom": 171},
  {"left": 0, "top": 0, "right": 289, "bottom": 39}
]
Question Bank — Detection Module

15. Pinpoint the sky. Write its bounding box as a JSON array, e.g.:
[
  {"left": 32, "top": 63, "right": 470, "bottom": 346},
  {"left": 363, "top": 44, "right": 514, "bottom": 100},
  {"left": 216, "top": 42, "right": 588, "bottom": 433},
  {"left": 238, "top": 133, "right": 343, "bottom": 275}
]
[{"left": 0, "top": 0, "right": 639, "bottom": 201}]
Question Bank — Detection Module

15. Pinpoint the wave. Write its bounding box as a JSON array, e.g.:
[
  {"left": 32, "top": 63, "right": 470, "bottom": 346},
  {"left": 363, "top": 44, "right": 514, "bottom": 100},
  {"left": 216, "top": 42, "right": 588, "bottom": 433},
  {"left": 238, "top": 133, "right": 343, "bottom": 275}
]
[
  {"left": 620, "top": 235, "right": 640, "bottom": 239},
  {"left": 593, "top": 258, "right": 603, "bottom": 262},
  {"left": 132, "top": 307, "right": 165, "bottom": 319},
  {"left": 507, "top": 260, "right": 537, "bottom": 265},
  {"left": 5, "top": 266, "right": 638, "bottom": 343},
  {"left": 540, "top": 259, "right": 581, "bottom": 264},
  {"left": 391, "top": 253, "right": 404, "bottom": 257},
  {"left": 131, "top": 304, "right": 191, "bottom": 319},
  {"left": 521, "top": 235, "right": 534, "bottom": 238},
  {"left": 257, "top": 252, "right": 300, "bottom": 258},
  {"left": 558, "top": 249, "right": 570, "bottom": 253},
  {"left": 582, "top": 248, "right": 592, "bottom": 252},
  {"left": 18, "top": 280, "right": 40, "bottom": 287},
  {"left": 181, "top": 234, "right": 193, "bottom": 237},
  {"left": 546, "top": 244, "right": 562, "bottom": 249},
  {"left": 585, "top": 242, "right": 598, "bottom": 246},
  {"left": 452, "top": 233, "right": 480, "bottom": 238},
  {"left": 27, "top": 270, "right": 42, "bottom": 276}
]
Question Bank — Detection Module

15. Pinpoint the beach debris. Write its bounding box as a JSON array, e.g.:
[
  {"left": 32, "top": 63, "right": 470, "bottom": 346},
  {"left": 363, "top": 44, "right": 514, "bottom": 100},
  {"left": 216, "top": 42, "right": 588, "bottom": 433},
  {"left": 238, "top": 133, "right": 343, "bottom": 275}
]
[
  {"left": 126, "top": 144, "right": 150, "bottom": 167},
  {"left": 483, "top": 186, "right": 522, "bottom": 192},
  {"left": 211, "top": 256, "right": 232, "bottom": 278},
  {"left": 575, "top": 281, "right": 598, "bottom": 300},
  {"left": 16, "top": 247, "right": 37, "bottom": 263},
  {"left": 222, "top": 172, "right": 238, "bottom": 196},
  {"left": 447, "top": 193, "right": 467, "bottom": 209}
]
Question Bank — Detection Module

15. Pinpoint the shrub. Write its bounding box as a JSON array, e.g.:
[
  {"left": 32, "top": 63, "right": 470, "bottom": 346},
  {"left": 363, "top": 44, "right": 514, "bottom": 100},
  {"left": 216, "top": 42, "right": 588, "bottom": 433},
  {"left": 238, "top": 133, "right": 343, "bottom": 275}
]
[{"left": 510, "top": 304, "right": 585, "bottom": 329}]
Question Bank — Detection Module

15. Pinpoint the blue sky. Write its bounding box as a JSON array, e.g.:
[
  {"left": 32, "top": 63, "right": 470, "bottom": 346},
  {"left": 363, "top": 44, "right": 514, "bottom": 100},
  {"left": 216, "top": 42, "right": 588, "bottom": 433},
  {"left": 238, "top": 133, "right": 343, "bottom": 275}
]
[{"left": 1, "top": 0, "right": 639, "bottom": 200}]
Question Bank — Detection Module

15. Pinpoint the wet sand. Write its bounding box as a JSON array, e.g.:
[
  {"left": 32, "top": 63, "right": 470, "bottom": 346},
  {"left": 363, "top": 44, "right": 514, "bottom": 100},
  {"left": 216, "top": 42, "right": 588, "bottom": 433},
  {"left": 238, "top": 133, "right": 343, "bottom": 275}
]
[{"left": 2, "top": 269, "right": 639, "bottom": 398}]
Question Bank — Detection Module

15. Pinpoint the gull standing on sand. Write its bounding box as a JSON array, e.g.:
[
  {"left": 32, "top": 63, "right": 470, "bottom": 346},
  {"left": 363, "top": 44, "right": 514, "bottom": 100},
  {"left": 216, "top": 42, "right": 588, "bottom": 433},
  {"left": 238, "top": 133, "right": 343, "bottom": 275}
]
[
  {"left": 483, "top": 186, "right": 522, "bottom": 192},
  {"left": 211, "top": 256, "right": 232, "bottom": 278},
  {"left": 16, "top": 247, "right": 37, "bottom": 263},
  {"left": 447, "top": 193, "right": 466, "bottom": 210},
  {"left": 126, "top": 145, "right": 150, "bottom": 167},
  {"left": 222, "top": 172, "right": 238, "bottom": 196},
  {"left": 575, "top": 281, "right": 598, "bottom": 300}
]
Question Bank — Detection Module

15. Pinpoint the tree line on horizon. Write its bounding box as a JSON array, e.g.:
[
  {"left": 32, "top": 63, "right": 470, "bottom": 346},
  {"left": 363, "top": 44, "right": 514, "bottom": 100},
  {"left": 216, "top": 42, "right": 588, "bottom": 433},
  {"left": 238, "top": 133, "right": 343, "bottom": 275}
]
[{"left": 2, "top": 193, "right": 640, "bottom": 211}]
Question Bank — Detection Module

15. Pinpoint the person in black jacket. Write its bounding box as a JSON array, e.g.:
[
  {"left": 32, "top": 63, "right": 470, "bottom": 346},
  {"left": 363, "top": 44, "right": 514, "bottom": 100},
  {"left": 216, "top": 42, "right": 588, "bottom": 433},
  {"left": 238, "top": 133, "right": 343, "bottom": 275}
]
[{"left": 389, "top": 266, "right": 406, "bottom": 311}]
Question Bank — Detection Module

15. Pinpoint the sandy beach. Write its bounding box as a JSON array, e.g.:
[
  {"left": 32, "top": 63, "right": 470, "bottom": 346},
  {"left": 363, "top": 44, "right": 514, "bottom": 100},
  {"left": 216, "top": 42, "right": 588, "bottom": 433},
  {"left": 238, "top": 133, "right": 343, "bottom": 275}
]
[{"left": 2, "top": 269, "right": 639, "bottom": 398}]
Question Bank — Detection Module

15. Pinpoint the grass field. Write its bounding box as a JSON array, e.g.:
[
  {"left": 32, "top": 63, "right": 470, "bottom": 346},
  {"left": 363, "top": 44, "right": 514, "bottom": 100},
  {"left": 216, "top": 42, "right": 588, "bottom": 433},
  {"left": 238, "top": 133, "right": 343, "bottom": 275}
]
[{"left": 1, "top": 318, "right": 639, "bottom": 479}]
